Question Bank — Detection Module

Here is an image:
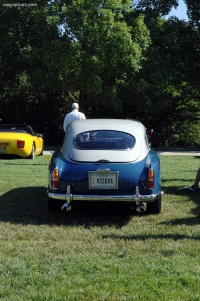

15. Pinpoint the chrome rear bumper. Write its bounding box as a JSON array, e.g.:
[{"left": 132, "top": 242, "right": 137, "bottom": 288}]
[{"left": 48, "top": 185, "right": 160, "bottom": 206}]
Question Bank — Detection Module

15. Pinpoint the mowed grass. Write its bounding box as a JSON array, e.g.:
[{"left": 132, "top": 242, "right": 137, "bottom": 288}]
[{"left": 0, "top": 154, "right": 200, "bottom": 301}]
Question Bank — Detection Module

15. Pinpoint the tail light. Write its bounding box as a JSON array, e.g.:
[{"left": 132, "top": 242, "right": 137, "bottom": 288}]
[
  {"left": 53, "top": 168, "right": 59, "bottom": 189},
  {"left": 148, "top": 168, "right": 154, "bottom": 190},
  {"left": 17, "top": 140, "right": 25, "bottom": 148}
]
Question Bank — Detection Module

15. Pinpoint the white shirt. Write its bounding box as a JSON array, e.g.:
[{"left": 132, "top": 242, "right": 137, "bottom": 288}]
[{"left": 63, "top": 109, "right": 86, "bottom": 131}]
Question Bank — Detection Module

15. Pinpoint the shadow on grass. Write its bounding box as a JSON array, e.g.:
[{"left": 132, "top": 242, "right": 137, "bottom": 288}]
[
  {"left": 0, "top": 186, "right": 133, "bottom": 228},
  {"left": 161, "top": 183, "right": 200, "bottom": 225},
  {"left": 1, "top": 185, "right": 199, "bottom": 228}
]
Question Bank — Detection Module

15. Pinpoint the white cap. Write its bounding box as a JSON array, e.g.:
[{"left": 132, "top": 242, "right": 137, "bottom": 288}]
[{"left": 72, "top": 103, "right": 79, "bottom": 109}]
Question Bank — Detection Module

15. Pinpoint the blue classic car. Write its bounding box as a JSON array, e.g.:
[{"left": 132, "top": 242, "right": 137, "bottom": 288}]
[{"left": 48, "top": 119, "right": 162, "bottom": 214}]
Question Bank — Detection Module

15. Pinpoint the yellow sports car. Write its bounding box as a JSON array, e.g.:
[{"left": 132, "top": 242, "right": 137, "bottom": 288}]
[{"left": 0, "top": 124, "right": 44, "bottom": 159}]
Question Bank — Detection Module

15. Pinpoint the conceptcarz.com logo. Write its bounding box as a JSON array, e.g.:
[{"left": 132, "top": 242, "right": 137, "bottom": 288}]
[{"left": 3, "top": 3, "right": 37, "bottom": 7}]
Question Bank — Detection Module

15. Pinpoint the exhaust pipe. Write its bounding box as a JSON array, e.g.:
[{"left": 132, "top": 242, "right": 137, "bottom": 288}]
[
  {"left": 136, "top": 202, "right": 147, "bottom": 213},
  {"left": 61, "top": 185, "right": 72, "bottom": 211},
  {"left": 61, "top": 202, "right": 72, "bottom": 211}
]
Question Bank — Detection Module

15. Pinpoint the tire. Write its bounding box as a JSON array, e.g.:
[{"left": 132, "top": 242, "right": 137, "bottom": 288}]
[
  {"left": 148, "top": 194, "right": 161, "bottom": 214},
  {"left": 29, "top": 144, "right": 35, "bottom": 159},
  {"left": 48, "top": 197, "right": 62, "bottom": 213},
  {"left": 39, "top": 142, "right": 44, "bottom": 156}
]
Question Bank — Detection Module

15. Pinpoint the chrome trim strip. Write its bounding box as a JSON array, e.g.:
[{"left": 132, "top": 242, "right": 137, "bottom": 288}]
[{"left": 97, "top": 168, "right": 111, "bottom": 172}]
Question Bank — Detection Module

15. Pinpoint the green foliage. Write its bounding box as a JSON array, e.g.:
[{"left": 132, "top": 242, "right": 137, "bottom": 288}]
[
  {"left": 57, "top": 0, "right": 151, "bottom": 111},
  {"left": 133, "top": 0, "right": 179, "bottom": 16},
  {"left": 0, "top": 0, "right": 200, "bottom": 145},
  {"left": 0, "top": 1, "right": 68, "bottom": 143},
  {"left": 126, "top": 16, "right": 200, "bottom": 146},
  {"left": 185, "top": 0, "right": 200, "bottom": 26}
]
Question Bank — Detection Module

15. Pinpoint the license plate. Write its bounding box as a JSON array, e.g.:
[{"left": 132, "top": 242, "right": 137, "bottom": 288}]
[
  {"left": 89, "top": 171, "right": 119, "bottom": 189},
  {"left": 0, "top": 143, "right": 7, "bottom": 154}
]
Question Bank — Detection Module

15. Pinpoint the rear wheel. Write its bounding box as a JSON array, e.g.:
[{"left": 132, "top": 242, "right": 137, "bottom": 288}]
[
  {"left": 148, "top": 194, "right": 161, "bottom": 214},
  {"left": 29, "top": 144, "right": 35, "bottom": 159},
  {"left": 39, "top": 142, "right": 44, "bottom": 156}
]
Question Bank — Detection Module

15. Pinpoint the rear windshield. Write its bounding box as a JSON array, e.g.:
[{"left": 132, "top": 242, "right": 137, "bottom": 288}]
[{"left": 74, "top": 130, "right": 135, "bottom": 150}]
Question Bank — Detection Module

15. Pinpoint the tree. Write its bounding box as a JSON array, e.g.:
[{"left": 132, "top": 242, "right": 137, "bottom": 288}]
[
  {"left": 135, "top": 16, "right": 200, "bottom": 146},
  {"left": 1, "top": 0, "right": 200, "bottom": 146},
  {"left": 132, "top": 0, "right": 179, "bottom": 17},
  {"left": 0, "top": 0, "right": 68, "bottom": 143},
  {"left": 185, "top": 0, "right": 200, "bottom": 27},
  {"left": 55, "top": 0, "right": 150, "bottom": 115}
]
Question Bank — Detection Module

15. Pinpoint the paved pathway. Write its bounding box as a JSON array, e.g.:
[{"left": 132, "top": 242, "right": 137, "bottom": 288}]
[
  {"left": 158, "top": 151, "right": 200, "bottom": 156},
  {"left": 44, "top": 150, "right": 54, "bottom": 155}
]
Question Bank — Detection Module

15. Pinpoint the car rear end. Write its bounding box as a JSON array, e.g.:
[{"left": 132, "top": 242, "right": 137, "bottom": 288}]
[
  {"left": 48, "top": 119, "right": 162, "bottom": 213},
  {"left": 0, "top": 131, "right": 32, "bottom": 157}
]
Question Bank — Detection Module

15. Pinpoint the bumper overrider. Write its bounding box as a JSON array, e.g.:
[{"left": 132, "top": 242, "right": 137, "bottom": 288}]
[{"left": 48, "top": 185, "right": 162, "bottom": 212}]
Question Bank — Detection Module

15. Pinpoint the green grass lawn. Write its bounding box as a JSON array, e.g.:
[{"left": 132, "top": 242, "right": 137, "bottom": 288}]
[{"left": 0, "top": 155, "right": 199, "bottom": 301}]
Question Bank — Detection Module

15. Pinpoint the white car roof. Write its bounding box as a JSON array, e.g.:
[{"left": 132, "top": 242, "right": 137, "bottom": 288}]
[{"left": 63, "top": 119, "right": 150, "bottom": 163}]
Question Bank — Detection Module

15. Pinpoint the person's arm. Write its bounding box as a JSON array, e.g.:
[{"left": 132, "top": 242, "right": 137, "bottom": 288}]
[
  {"left": 80, "top": 112, "right": 86, "bottom": 120},
  {"left": 63, "top": 115, "right": 67, "bottom": 131}
]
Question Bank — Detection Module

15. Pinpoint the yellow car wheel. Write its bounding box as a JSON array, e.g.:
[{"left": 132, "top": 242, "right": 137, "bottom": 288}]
[
  {"left": 29, "top": 144, "right": 35, "bottom": 159},
  {"left": 39, "top": 142, "right": 44, "bottom": 156}
]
